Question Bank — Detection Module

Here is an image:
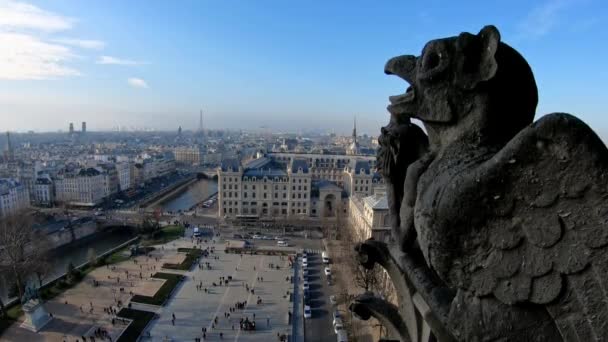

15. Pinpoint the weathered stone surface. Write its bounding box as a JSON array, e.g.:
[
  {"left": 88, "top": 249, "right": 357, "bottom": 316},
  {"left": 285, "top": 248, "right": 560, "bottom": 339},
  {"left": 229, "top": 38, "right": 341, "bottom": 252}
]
[{"left": 353, "top": 25, "right": 608, "bottom": 342}]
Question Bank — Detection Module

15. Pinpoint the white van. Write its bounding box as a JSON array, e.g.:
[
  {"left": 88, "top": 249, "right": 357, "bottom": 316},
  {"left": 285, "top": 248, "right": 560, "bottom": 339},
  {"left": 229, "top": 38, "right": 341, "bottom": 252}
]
[
  {"left": 193, "top": 227, "right": 201, "bottom": 237},
  {"left": 322, "top": 251, "right": 330, "bottom": 264}
]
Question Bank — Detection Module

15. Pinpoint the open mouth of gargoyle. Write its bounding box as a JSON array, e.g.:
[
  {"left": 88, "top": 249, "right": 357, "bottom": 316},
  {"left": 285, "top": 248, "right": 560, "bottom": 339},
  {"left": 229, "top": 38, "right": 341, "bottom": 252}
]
[{"left": 389, "top": 85, "right": 415, "bottom": 105}]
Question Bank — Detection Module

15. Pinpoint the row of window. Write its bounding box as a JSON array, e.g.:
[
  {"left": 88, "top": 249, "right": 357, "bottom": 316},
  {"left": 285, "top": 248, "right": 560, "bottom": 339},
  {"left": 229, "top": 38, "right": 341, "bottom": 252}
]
[
  {"left": 224, "top": 207, "right": 308, "bottom": 215},
  {"left": 224, "top": 191, "right": 309, "bottom": 199},
  {"left": 223, "top": 176, "right": 311, "bottom": 184},
  {"left": 223, "top": 200, "right": 308, "bottom": 207}
]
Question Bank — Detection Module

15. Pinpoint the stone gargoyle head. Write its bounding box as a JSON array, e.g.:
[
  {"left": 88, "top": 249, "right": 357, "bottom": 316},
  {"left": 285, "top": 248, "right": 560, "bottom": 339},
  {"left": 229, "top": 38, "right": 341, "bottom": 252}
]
[{"left": 385, "top": 25, "right": 538, "bottom": 149}]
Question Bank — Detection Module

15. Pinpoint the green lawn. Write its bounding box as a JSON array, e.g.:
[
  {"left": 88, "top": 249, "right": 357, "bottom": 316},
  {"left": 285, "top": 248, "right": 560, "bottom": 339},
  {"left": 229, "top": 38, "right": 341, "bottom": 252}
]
[
  {"left": 105, "top": 247, "right": 130, "bottom": 264},
  {"left": 130, "top": 272, "right": 184, "bottom": 306},
  {"left": 162, "top": 248, "right": 203, "bottom": 270},
  {"left": 141, "top": 225, "right": 185, "bottom": 246},
  {"left": 0, "top": 294, "right": 32, "bottom": 334},
  {"left": 116, "top": 308, "right": 155, "bottom": 342}
]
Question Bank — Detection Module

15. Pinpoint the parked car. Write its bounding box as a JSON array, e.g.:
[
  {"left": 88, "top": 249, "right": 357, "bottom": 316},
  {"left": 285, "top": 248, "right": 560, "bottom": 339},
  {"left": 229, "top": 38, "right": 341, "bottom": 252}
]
[
  {"left": 303, "top": 281, "right": 310, "bottom": 291},
  {"left": 252, "top": 234, "right": 262, "bottom": 239},
  {"left": 333, "top": 318, "right": 344, "bottom": 334},
  {"left": 336, "top": 330, "right": 348, "bottom": 342},
  {"left": 322, "top": 251, "right": 330, "bottom": 264},
  {"left": 330, "top": 295, "right": 337, "bottom": 305},
  {"left": 304, "top": 305, "right": 312, "bottom": 319},
  {"left": 333, "top": 310, "right": 342, "bottom": 325},
  {"left": 277, "top": 240, "right": 289, "bottom": 247},
  {"left": 302, "top": 269, "right": 309, "bottom": 276},
  {"left": 302, "top": 261, "right": 308, "bottom": 268},
  {"left": 324, "top": 267, "right": 332, "bottom": 276}
]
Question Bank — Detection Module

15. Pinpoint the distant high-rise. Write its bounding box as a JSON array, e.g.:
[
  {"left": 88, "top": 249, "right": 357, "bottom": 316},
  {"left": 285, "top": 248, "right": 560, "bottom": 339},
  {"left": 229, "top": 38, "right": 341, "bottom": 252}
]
[
  {"left": 198, "top": 110, "right": 205, "bottom": 144},
  {"left": 5, "top": 131, "right": 13, "bottom": 161},
  {"left": 178, "top": 126, "right": 182, "bottom": 136},
  {"left": 347, "top": 116, "right": 360, "bottom": 155},
  {"left": 69, "top": 122, "right": 74, "bottom": 134},
  {"left": 82, "top": 122, "right": 87, "bottom": 133}
]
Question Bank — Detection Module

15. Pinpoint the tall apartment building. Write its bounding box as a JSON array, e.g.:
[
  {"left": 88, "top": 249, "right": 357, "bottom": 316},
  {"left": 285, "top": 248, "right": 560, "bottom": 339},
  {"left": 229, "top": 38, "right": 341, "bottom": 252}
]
[
  {"left": 0, "top": 178, "right": 30, "bottom": 217},
  {"left": 98, "top": 163, "right": 119, "bottom": 197},
  {"left": 173, "top": 146, "right": 202, "bottom": 165},
  {"left": 33, "top": 174, "right": 54, "bottom": 206},
  {"left": 55, "top": 168, "right": 105, "bottom": 206},
  {"left": 116, "top": 162, "right": 134, "bottom": 191}
]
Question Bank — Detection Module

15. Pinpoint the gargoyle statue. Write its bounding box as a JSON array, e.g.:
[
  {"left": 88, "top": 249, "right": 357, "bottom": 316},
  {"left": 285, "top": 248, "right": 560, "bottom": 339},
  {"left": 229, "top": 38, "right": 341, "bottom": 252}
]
[{"left": 355, "top": 25, "right": 608, "bottom": 341}]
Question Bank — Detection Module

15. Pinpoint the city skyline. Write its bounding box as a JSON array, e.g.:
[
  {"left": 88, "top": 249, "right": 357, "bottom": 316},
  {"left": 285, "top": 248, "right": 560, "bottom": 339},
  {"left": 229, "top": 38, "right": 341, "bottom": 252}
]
[{"left": 1, "top": 0, "right": 607, "bottom": 137}]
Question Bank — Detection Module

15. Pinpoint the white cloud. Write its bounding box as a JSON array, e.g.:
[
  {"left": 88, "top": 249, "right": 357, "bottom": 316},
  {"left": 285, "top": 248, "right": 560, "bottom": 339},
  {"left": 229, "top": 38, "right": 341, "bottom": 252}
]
[
  {"left": 53, "top": 38, "right": 105, "bottom": 50},
  {"left": 97, "top": 55, "right": 143, "bottom": 65},
  {"left": 0, "top": 32, "right": 79, "bottom": 80},
  {"left": 0, "top": 0, "right": 73, "bottom": 31},
  {"left": 0, "top": 1, "right": 96, "bottom": 80},
  {"left": 518, "top": 0, "right": 570, "bottom": 39},
  {"left": 127, "top": 77, "right": 148, "bottom": 88}
]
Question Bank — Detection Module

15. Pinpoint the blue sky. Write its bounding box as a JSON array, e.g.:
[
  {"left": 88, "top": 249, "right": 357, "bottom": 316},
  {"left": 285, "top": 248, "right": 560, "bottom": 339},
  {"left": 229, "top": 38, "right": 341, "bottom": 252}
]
[{"left": 0, "top": 0, "right": 606, "bottom": 137}]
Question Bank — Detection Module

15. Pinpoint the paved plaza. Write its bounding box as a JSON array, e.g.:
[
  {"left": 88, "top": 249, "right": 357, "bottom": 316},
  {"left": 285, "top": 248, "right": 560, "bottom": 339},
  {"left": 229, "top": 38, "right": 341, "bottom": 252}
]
[
  {"left": 2, "top": 233, "right": 296, "bottom": 342},
  {"left": 147, "top": 239, "right": 295, "bottom": 341}
]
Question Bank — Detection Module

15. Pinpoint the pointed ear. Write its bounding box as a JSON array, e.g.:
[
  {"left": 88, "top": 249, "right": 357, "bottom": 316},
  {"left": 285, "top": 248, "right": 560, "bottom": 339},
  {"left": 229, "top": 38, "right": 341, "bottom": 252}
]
[{"left": 455, "top": 25, "right": 500, "bottom": 89}]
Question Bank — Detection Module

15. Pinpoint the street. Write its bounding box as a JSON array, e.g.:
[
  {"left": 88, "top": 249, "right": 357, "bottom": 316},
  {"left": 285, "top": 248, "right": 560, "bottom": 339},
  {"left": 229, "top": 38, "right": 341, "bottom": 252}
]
[{"left": 304, "top": 249, "right": 336, "bottom": 342}]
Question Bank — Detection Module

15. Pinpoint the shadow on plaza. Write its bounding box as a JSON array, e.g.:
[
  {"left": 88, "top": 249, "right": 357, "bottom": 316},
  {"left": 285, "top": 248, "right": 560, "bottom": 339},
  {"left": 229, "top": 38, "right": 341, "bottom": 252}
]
[{"left": 40, "top": 315, "right": 96, "bottom": 335}]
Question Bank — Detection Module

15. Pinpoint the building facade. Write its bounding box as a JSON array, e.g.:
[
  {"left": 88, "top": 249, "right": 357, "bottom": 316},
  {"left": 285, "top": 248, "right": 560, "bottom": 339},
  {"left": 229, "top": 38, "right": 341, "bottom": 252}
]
[
  {"left": 116, "top": 162, "right": 134, "bottom": 191},
  {"left": 174, "top": 146, "right": 202, "bottom": 165},
  {"left": 33, "top": 174, "right": 54, "bottom": 206},
  {"left": 218, "top": 157, "right": 313, "bottom": 218},
  {"left": 348, "top": 192, "right": 391, "bottom": 242},
  {"left": 218, "top": 152, "right": 383, "bottom": 220},
  {"left": 267, "top": 152, "right": 376, "bottom": 187},
  {"left": 343, "top": 160, "right": 384, "bottom": 197},
  {"left": 55, "top": 168, "right": 105, "bottom": 206},
  {"left": 0, "top": 178, "right": 30, "bottom": 217}
]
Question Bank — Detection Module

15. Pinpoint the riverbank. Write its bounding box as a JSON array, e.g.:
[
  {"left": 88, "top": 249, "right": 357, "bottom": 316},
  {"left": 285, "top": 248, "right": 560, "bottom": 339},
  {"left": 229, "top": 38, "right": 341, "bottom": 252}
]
[
  {"left": 140, "top": 176, "right": 197, "bottom": 208},
  {"left": 156, "top": 178, "right": 218, "bottom": 213},
  {"left": 0, "top": 228, "right": 136, "bottom": 304}
]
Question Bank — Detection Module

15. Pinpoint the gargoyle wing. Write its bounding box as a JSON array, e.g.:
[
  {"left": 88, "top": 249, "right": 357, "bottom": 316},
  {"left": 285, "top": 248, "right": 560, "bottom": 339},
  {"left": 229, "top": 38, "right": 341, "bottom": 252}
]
[{"left": 463, "top": 113, "right": 608, "bottom": 338}]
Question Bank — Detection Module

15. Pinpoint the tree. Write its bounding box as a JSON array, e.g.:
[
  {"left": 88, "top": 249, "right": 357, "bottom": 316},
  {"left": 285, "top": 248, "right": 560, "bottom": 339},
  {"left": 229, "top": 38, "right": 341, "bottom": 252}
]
[
  {"left": 0, "top": 273, "right": 9, "bottom": 318},
  {"left": 33, "top": 259, "right": 51, "bottom": 288},
  {"left": 0, "top": 212, "right": 50, "bottom": 301},
  {"left": 87, "top": 248, "right": 98, "bottom": 266},
  {"left": 66, "top": 261, "right": 81, "bottom": 283},
  {"left": 137, "top": 212, "right": 161, "bottom": 238}
]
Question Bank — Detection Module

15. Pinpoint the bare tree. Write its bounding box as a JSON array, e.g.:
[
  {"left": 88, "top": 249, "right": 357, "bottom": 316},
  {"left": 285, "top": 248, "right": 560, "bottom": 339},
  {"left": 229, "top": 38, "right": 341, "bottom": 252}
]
[
  {"left": 33, "top": 259, "right": 52, "bottom": 288},
  {"left": 0, "top": 212, "right": 50, "bottom": 301},
  {"left": 87, "top": 248, "right": 98, "bottom": 266}
]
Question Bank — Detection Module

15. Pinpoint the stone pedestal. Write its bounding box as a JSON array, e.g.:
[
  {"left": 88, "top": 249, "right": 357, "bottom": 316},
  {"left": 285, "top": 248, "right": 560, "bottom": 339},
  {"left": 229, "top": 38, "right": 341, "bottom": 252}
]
[{"left": 21, "top": 299, "right": 52, "bottom": 332}]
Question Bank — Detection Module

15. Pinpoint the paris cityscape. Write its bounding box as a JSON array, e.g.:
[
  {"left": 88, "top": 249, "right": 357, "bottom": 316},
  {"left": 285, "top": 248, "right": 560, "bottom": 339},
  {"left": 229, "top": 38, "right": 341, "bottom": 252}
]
[{"left": 1, "top": 1, "right": 607, "bottom": 342}]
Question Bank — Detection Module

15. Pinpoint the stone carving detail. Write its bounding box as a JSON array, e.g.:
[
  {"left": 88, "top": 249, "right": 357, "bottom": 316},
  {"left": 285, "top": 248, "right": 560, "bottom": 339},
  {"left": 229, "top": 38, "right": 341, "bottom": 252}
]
[{"left": 352, "top": 25, "right": 608, "bottom": 341}]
